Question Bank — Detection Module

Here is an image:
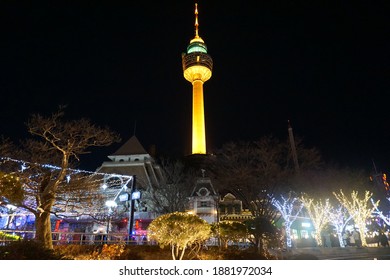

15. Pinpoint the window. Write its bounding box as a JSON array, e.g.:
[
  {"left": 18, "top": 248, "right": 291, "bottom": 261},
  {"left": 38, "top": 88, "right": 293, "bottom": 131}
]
[
  {"left": 300, "top": 230, "right": 309, "bottom": 239},
  {"left": 198, "top": 201, "right": 210, "bottom": 208}
]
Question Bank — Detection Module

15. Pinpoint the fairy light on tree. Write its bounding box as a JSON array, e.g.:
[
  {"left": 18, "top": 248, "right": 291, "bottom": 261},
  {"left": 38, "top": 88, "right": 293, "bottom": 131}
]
[
  {"left": 333, "top": 190, "right": 379, "bottom": 247},
  {"left": 0, "top": 156, "right": 133, "bottom": 211},
  {"left": 327, "top": 205, "right": 353, "bottom": 248},
  {"left": 272, "top": 193, "right": 303, "bottom": 248},
  {"left": 371, "top": 198, "right": 390, "bottom": 226},
  {"left": 148, "top": 212, "right": 211, "bottom": 260},
  {"left": 301, "top": 196, "right": 331, "bottom": 247},
  {"left": 0, "top": 108, "right": 121, "bottom": 249}
]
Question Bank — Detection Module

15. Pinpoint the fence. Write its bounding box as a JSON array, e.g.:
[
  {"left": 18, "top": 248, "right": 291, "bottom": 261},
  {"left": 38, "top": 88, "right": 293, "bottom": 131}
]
[{"left": 0, "top": 230, "right": 150, "bottom": 246}]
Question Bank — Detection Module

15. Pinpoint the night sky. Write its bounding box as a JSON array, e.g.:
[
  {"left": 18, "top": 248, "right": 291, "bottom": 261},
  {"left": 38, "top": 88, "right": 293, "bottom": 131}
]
[{"left": 1, "top": 1, "right": 389, "bottom": 172}]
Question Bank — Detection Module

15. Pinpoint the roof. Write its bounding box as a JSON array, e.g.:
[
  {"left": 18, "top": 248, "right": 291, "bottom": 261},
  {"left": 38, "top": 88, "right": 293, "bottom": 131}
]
[
  {"left": 190, "top": 177, "right": 218, "bottom": 197},
  {"left": 97, "top": 162, "right": 158, "bottom": 191},
  {"left": 110, "top": 136, "right": 148, "bottom": 156}
]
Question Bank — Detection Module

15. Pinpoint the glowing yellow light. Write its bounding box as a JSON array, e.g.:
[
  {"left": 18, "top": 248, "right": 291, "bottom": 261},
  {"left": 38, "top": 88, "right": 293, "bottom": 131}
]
[
  {"left": 333, "top": 190, "right": 378, "bottom": 247},
  {"left": 182, "top": 3, "right": 212, "bottom": 155}
]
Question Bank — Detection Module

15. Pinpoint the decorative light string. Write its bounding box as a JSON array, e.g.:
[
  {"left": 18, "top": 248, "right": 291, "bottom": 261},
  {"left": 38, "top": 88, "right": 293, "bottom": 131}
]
[
  {"left": 0, "top": 156, "right": 134, "bottom": 217},
  {"left": 0, "top": 156, "right": 133, "bottom": 180}
]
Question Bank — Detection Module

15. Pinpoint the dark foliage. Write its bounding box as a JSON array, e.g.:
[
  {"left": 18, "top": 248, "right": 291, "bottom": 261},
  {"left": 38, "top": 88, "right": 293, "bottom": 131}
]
[{"left": 0, "top": 240, "right": 66, "bottom": 260}]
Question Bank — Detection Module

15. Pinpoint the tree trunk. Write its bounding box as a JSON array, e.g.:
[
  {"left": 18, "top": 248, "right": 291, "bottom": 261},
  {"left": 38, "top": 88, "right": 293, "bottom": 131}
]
[
  {"left": 285, "top": 225, "right": 292, "bottom": 248},
  {"left": 257, "top": 237, "right": 262, "bottom": 254},
  {"left": 35, "top": 211, "right": 53, "bottom": 249},
  {"left": 179, "top": 246, "right": 187, "bottom": 260},
  {"left": 171, "top": 245, "right": 176, "bottom": 260}
]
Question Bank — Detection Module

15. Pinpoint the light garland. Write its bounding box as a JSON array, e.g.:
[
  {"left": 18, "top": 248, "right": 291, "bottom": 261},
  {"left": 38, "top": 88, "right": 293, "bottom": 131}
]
[
  {"left": 371, "top": 198, "right": 390, "bottom": 226},
  {"left": 301, "top": 196, "right": 331, "bottom": 247},
  {"left": 0, "top": 156, "right": 132, "bottom": 179},
  {"left": 0, "top": 156, "right": 135, "bottom": 221},
  {"left": 272, "top": 193, "right": 303, "bottom": 248},
  {"left": 333, "top": 190, "right": 378, "bottom": 247},
  {"left": 326, "top": 206, "right": 353, "bottom": 248}
]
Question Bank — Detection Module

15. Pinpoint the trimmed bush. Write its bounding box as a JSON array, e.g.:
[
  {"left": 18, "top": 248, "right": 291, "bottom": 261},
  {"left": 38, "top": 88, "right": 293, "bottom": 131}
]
[{"left": 0, "top": 240, "right": 65, "bottom": 260}]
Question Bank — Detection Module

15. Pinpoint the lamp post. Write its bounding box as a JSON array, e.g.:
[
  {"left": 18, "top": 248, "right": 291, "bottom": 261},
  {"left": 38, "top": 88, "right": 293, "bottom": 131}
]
[
  {"left": 105, "top": 200, "right": 117, "bottom": 243},
  {"left": 127, "top": 176, "right": 141, "bottom": 243}
]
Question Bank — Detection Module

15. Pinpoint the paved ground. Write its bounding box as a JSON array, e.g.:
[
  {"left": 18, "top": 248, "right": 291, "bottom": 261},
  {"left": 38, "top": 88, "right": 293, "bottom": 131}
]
[{"left": 274, "top": 247, "right": 390, "bottom": 260}]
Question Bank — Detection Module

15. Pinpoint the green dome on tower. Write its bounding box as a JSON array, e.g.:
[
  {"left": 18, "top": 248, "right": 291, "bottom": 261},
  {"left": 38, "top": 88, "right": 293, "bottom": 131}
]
[{"left": 187, "top": 41, "right": 208, "bottom": 54}]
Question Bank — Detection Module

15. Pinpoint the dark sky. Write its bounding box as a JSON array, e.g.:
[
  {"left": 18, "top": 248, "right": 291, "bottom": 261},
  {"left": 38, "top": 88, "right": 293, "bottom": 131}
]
[{"left": 1, "top": 1, "right": 389, "bottom": 172}]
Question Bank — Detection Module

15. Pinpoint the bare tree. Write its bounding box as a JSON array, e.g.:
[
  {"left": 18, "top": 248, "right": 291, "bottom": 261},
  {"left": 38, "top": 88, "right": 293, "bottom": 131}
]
[
  {"left": 208, "top": 135, "right": 321, "bottom": 253},
  {"left": 291, "top": 166, "right": 367, "bottom": 198},
  {"left": 0, "top": 109, "right": 120, "bottom": 249},
  {"left": 210, "top": 136, "right": 321, "bottom": 218},
  {"left": 148, "top": 158, "right": 194, "bottom": 214}
]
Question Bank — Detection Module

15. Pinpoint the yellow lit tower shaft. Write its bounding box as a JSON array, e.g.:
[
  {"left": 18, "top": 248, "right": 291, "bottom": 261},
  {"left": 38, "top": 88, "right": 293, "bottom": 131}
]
[{"left": 182, "top": 3, "right": 213, "bottom": 154}]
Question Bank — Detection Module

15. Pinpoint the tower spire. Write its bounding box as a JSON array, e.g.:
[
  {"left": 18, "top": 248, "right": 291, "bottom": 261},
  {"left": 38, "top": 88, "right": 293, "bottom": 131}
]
[
  {"left": 190, "top": 3, "right": 204, "bottom": 43},
  {"left": 194, "top": 3, "right": 199, "bottom": 38}
]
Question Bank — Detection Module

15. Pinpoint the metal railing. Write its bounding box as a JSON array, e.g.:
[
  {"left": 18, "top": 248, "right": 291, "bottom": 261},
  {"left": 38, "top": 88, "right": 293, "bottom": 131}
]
[{"left": 0, "top": 230, "right": 150, "bottom": 246}]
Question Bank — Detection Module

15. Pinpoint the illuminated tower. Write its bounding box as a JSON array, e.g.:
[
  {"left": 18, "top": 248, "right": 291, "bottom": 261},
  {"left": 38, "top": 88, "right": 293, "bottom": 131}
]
[{"left": 182, "top": 3, "right": 213, "bottom": 155}]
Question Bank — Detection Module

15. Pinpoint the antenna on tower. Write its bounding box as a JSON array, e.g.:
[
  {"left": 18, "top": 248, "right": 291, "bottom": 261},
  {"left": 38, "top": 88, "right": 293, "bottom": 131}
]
[
  {"left": 372, "top": 158, "right": 379, "bottom": 174},
  {"left": 194, "top": 3, "right": 199, "bottom": 38},
  {"left": 288, "top": 120, "right": 300, "bottom": 173}
]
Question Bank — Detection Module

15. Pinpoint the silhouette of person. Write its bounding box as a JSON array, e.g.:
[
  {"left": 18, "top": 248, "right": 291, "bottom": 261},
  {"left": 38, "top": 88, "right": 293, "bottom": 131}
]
[
  {"left": 379, "top": 232, "right": 389, "bottom": 247},
  {"left": 352, "top": 228, "right": 362, "bottom": 248}
]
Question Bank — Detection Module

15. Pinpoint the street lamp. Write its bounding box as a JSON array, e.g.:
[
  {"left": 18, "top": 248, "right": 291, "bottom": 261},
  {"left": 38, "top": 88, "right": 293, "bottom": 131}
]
[
  {"left": 105, "top": 200, "right": 117, "bottom": 243},
  {"left": 127, "top": 176, "right": 140, "bottom": 243},
  {"left": 100, "top": 175, "right": 138, "bottom": 243}
]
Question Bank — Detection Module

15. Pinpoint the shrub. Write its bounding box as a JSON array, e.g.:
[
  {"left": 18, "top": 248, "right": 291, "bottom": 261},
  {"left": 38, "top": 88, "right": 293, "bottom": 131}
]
[
  {"left": 0, "top": 231, "right": 22, "bottom": 241},
  {"left": 0, "top": 240, "right": 65, "bottom": 260}
]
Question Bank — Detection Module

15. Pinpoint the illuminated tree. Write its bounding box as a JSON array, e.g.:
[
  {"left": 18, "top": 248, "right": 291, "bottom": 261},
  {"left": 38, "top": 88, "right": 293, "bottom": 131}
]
[
  {"left": 210, "top": 136, "right": 321, "bottom": 214},
  {"left": 301, "top": 196, "right": 331, "bottom": 246},
  {"left": 333, "top": 190, "right": 379, "bottom": 247},
  {"left": 148, "top": 158, "right": 194, "bottom": 214},
  {"left": 148, "top": 212, "right": 211, "bottom": 260},
  {"left": 371, "top": 198, "right": 390, "bottom": 226},
  {"left": 0, "top": 172, "right": 24, "bottom": 205},
  {"left": 0, "top": 109, "right": 120, "bottom": 249},
  {"left": 245, "top": 216, "right": 276, "bottom": 255},
  {"left": 211, "top": 221, "right": 247, "bottom": 249},
  {"left": 327, "top": 205, "right": 353, "bottom": 247},
  {"left": 272, "top": 193, "right": 303, "bottom": 248},
  {"left": 208, "top": 136, "right": 321, "bottom": 253}
]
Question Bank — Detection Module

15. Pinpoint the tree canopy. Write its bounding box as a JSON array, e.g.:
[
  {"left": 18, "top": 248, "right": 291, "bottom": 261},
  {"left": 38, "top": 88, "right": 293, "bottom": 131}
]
[
  {"left": 0, "top": 109, "right": 120, "bottom": 249},
  {"left": 147, "top": 212, "right": 211, "bottom": 260}
]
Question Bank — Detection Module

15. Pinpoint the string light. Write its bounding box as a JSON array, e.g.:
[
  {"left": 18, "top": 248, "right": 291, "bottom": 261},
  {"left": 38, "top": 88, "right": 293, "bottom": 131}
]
[
  {"left": 333, "top": 190, "right": 378, "bottom": 247},
  {"left": 0, "top": 157, "right": 132, "bottom": 180},
  {"left": 326, "top": 206, "right": 353, "bottom": 248},
  {"left": 301, "top": 196, "right": 331, "bottom": 247},
  {"left": 0, "top": 156, "right": 134, "bottom": 220},
  {"left": 272, "top": 193, "right": 303, "bottom": 248},
  {"left": 371, "top": 198, "right": 390, "bottom": 226},
  {"left": 20, "top": 163, "right": 28, "bottom": 172}
]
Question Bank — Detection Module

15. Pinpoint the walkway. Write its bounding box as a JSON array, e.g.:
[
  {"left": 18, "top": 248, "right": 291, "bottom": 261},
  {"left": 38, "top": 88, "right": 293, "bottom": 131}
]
[{"left": 279, "top": 247, "right": 390, "bottom": 260}]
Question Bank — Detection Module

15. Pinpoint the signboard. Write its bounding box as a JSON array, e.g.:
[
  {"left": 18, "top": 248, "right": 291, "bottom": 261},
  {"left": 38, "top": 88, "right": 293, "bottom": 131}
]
[
  {"left": 119, "top": 193, "right": 129, "bottom": 202},
  {"left": 132, "top": 191, "right": 141, "bottom": 200}
]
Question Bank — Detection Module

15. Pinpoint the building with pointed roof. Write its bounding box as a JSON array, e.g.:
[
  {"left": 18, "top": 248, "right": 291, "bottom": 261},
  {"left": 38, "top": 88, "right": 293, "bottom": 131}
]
[
  {"left": 97, "top": 135, "right": 162, "bottom": 193},
  {"left": 95, "top": 135, "right": 163, "bottom": 235}
]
